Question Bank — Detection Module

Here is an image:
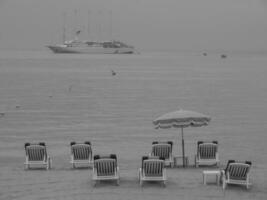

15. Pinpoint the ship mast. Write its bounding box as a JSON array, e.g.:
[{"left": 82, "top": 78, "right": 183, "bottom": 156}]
[
  {"left": 97, "top": 10, "right": 102, "bottom": 41},
  {"left": 109, "top": 10, "right": 113, "bottom": 40},
  {"left": 87, "top": 10, "right": 91, "bottom": 40},
  {"left": 62, "top": 12, "right": 66, "bottom": 43},
  {"left": 73, "top": 9, "right": 78, "bottom": 40}
]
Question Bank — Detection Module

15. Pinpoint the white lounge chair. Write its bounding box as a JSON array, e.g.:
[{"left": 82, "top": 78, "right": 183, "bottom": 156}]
[
  {"left": 150, "top": 141, "right": 174, "bottom": 167},
  {"left": 92, "top": 154, "right": 120, "bottom": 186},
  {"left": 70, "top": 141, "right": 93, "bottom": 168},
  {"left": 139, "top": 156, "right": 167, "bottom": 187},
  {"left": 195, "top": 141, "right": 219, "bottom": 167},
  {"left": 24, "top": 142, "right": 52, "bottom": 170},
  {"left": 222, "top": 160, "right": 252, "bottom": 190}
]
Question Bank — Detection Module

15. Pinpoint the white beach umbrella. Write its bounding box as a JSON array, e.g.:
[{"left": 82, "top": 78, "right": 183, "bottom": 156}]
[{"left": 153, "top": 109, "right": 211, "bottom": 167}]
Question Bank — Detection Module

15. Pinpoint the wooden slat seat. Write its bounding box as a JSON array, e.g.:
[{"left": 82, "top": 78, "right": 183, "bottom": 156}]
[
  {"left": 150, "top": 141, "right": 174, "bottom": 167},
  {"left": 195, "top": 141, "right": 219, "bottom": 167},
  {"left": 92, "top": 154, "right": 119, "bottom": 186},
  {"left": 139, "top": 156, "right": 167, "bottom": 186},
  {"left": 222, "top": 160, "right": 252, "bottom": 190},
  {"left": 24, "top": 142, "right": 52, "bottom": 170},
  {"left": 70, "top": 141, "right": 93, "bottom": 168}
]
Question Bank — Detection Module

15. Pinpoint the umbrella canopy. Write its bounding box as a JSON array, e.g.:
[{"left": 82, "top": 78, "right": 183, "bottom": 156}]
[
  {"left": 153, "top": 109, "right": 211, "bottom": 128},
  {"left": 153, "top": 109, "right": 211, "bottom": 167}
]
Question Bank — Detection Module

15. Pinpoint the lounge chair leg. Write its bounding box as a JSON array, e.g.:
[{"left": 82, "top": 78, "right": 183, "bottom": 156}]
[
  {"left": 93, "top": 180, "right": 97, "bottom": 187},
  {"left": 46, "top": 160, "right": 49, "bottom": 170},
  {"left": 222, "top": 181, "right": 226, "bottom": 190},
  {"left": 163, "top": 180, "right": 166, "bottom": 187},
  {"left": 140, "top": 180, "right": 143, "bottom": 186},
  {"left": 48, "top": 158, "right": 52, "bottom": 169},
  {"left": 116, "top": 179, "right": 120, "bottom": 186}
]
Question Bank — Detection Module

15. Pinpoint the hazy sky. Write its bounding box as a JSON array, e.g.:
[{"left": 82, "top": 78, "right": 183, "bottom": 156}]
[{"left": 0, "top": 0, "right": 267, "bottom": 51}]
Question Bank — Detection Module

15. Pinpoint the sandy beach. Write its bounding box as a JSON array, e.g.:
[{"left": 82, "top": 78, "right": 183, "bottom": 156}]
[{"left": 0, "top": 50, "right": 267, "bottom": 199}]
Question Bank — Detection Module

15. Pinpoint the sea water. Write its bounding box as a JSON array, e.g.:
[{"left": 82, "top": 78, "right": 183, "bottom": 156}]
[{"left": 0, "top": 49, "right": 267, "bottom": 166}]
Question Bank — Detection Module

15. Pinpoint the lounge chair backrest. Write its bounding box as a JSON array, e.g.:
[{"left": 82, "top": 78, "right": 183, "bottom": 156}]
[
  {"left": 198, "top": 141, "right": 218, "bottom": 159},
  {"left": 227, "top": 163, "right": 251, "bottom": 180},
  {"left": 224, "top": 160, "right": 235, "bottom": 172},
  {"left": 94, "top": 154, "right": 117, "bottom": 161},
  {"left": 94, "top": 158, "right": 117, "bottom": 176},
  {"left": 151, "top": 143, "right": 172, "bottom": 160},
  {"left": 25, "top": 144, "right": 47, "bottom": 161},
  {"left": 71, "top": 143, "right": 92, "bottom": 160},
  {"left": 152, "top": 141, "right": 173, "bottom": 149},
  {"left": 143, "top": 159, "right": 164, "bottom": 177},
  {"left": 141, "top": 155, "right": 160, "bottom": 168}
]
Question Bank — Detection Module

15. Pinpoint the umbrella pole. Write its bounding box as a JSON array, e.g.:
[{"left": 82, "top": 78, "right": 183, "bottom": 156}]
[{"left": 181, "top": 127, "right": 185, "bottom": 168}]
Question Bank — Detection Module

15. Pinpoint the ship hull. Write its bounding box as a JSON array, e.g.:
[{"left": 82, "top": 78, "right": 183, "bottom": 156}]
[{"left": 47, "top": 45, "right": 134, "bottom": 54}]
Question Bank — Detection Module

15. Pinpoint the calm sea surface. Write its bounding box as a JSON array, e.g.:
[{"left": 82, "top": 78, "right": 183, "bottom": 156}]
[{"left": 0, "top": 49, "right": 267, "bottom": 167}]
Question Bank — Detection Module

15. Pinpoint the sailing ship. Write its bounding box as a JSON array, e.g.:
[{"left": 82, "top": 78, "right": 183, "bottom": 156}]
[
  {"left": 47, "top": 32, "right": 135, "bottom": 54},
  {"left": 47, "top": 11, "right": 136, "bottom": 54}
]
